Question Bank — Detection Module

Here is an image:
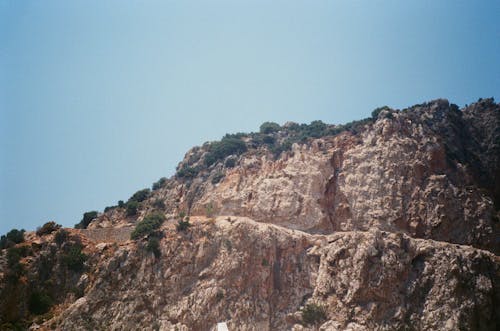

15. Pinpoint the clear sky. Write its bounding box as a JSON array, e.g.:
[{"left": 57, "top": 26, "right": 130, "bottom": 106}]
[{"left": 1, "top": 1, "right": 499, "bottom": 234}]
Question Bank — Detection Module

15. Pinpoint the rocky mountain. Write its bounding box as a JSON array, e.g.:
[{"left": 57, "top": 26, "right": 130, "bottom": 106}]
[{"left": 1, "top": 98, "right": 499, "bottom": 330}]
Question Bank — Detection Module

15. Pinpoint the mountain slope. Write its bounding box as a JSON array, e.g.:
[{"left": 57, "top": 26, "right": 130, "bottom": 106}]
[{"left": 1, "top": 98, "right": 499, "bottom": 330}]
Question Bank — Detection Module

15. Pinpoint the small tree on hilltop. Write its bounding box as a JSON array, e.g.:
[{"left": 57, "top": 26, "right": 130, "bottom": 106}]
[
  {"left": 259, "top": 121, "right": 281, "bottom": 134},
  {"left": 75, "top": 211, "right": 98, "bottom": 229},
  {"left": 0, "top": 229, "right": 25, "bottom": 249},
  {"left": 36, "top": 221, "right": 61, "bottom": 236}
]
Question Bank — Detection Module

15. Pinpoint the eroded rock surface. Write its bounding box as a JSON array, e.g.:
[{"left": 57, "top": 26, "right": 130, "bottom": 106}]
[
  {"left": 52, "top": 219, "right": 500, "bottom": 330},
  {"left": 59, "top": 218, "right": 317, "bottom": 331},
  {"left": 311, "top": 230, "right": 499, "bottom": 330},
  {"left": 328, "top": 100, "right": 499, "bottom": 252}
]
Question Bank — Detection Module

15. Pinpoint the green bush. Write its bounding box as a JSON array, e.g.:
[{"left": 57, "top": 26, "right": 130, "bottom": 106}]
[
  {"left": 36, "top": 221, "right": 61, "bottom": 236},
  {"left": 211, "top": 171, "right": 225, "bottom": 184},
  {"left": 259, "top": 121, "right": 281, "bottom": 134},
  {"left": 146, "top": 236, "right": 161, "bottom": 258},
  {"left": 216, "top": 290, "right": 224, "bottom": 302},
  {"left": 128, "top": 188, "right": 151, "bottom": 203},
  {"left": 0, "top": 322, "right": 26, "bottom": 330},
  {"left": 299, "top": 120, "right": 328, "bottom": 139},
  {"left": 7, "top": 247, "right": 25, "bottom": 266},
  {"left": 131, "top": 213, "right": 165, "bottom": 240},
  {"left": 285, "top": 122, "right": 301, "bottom": 131},
  {"left": 450, "top": 103, "right": 460, "bottom": 113},
  {"left": 118, "top": 200, "right": 125, "bottom": 208},
  {"left": 176, "top": 166, "right": 199, "bottom": 179},
  {"left": 262, "top": 135, "right": 276, "bottom": 145},
  {"left": 301, "top": 303, "right": 326, "bottom": 325},
  {"left": 62, "top": 244, "right": 87, "bottom": 272},
  {"left": 342, "top": 118, "right": 372, "bottom": 134},
  {"left": 6, "top": 246, "right": 27, "bottom": 282},
  {"left": 54, "top": 229, "right": 69, "bottom": 246},
  {"left": 254, "top": 120, "right": 331, "bottom": 146},
  {"left": 37, "top": 254, "right": 54, "bottom": 282},
  {"left": 104, "top": 205, "right": 117, "bottom": 212},
  {"left": 152, "top": 177, "right": 167, "bottom": 190},
  {"left": 176, "top": 217, "right": 191, "bottom": 232},
  {"left": 270, "top": 138, "right": 295, "bottom": 158},
  {"left": 204, "top": 137, "right": 247, "bottom": 167},
  {"left": 223, "top": 132, "right": 248, "bottom": 139},
  {"left": 28, "top": 291, "right": 53, "bottom": 315},
  {"left": 126, "top": 201, "right": 139, "bottom": 216},
  {"left": 371, "top": 106, "right": 390, "bottom": 119},
  {"left": 224, "top": 158, "right": 236, "bottom": 168},
  {"left": 75, "top": 211, "right": 98, "bottom": 229},
  {"left": 205, "top": 203, "right": 215, "bottom": 218},
  {"left": 223, "top": 239, "right": 232, "bottom": 251},
  {"left": 153, "top": 199, "right": 166, "bottom": 210},
  {"left": 0, "top": 229, "right": 25, "bottom": 249}
]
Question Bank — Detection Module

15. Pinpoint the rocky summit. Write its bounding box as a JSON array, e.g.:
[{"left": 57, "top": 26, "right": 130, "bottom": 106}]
[{"left": 1, "top": 98, "right": 499, "bottom": 330}]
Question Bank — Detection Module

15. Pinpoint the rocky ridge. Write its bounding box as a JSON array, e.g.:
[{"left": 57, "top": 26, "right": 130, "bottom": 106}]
[
  {"left": 0, "top": 98, "right": 499, "bottom": 330},
  {"left": 91, "top": 98, "right": 499, "bottom": 253}
]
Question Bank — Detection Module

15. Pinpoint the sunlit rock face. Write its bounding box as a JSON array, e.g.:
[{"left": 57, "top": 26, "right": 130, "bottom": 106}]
[
  {"left": 37, "top": 218, "right": 500, "bottom": 330},
  {"left": 147, "top": 98, "right": 498, "bottom": 252}
]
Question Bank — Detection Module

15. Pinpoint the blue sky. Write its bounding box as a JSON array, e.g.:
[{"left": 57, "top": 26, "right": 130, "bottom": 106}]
[{"left": 1, "top": 1, "right": 499, "bottom": 234}]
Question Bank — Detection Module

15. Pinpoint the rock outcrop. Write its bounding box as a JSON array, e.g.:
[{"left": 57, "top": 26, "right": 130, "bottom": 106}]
[{"left": 326, "top": 100, "right": 499, "bottom": 253}]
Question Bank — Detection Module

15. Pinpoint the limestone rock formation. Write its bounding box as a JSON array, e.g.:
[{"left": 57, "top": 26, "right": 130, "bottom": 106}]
[{"left": 95, "top": 98, "right": 497, "bottom": 252}]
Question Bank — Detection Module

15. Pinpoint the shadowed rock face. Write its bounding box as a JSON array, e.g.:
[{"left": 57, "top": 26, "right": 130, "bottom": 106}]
[
  {"left": 1, "top": 99, "right": 499, "bottom": 330},
  {"left": 325, "top": 100, "right": 499, "bottom": 253}
]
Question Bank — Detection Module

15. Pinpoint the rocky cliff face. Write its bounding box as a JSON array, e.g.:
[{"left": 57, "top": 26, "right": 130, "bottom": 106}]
[
  {"left": 326, "top": 99, "right": 499, "bottom": 252},
  {"left": 53, "top": 218, "right": 500, "bottom": 331},
  {"left": 1, "top": 99, "right": 499, "bottom": 330},
  {"left": 91, "top": 98, "right": 499, "bottom": 252}
]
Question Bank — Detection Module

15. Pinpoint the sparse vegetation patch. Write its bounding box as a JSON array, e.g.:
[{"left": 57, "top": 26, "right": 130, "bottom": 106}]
[
  {"left": 62, "top": 244, "right": 87, "bottom": 272},
  {"left": 131, "top": 212, "right": 165, "bottom": 240},
  {"left": 28, "top": 291, "right": 53, "bottom": 315},
  {"left": 176, "top": 213, "right": 192, "bottom": 232},
  {"left": 36, "top": 222, "right": 61, "bottom": 237},
  {"left": 128, "top": 188, "right": 151, "bottom": 203},
  {"left": 146, "top": 236, "right": 161, "bottom": 258},
  {"left": 0, "top": 228, "right": 25, "bottom": 249},
  {"left": 126, "top": 201, "right": 139, "bottom": 216},
  {"left": 75, "top": 211, "right": 98, "bottom": 229},
  {"left": 204, "top": 136, "right": 247, "bottom": 167},
  {"left": 152, "top": 177, "right": 167, "bottom": 190},
  {"left": 301, "top": 303, "right": 327, "bottom": 325}
]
